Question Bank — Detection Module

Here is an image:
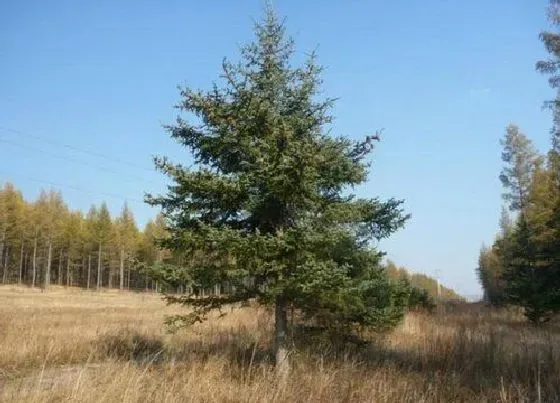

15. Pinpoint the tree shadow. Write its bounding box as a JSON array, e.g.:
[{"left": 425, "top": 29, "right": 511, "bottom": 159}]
[
  {"left": 300, "top": 323, "right": 560, "bottom": 402},
  {"left": 272, "top": 313, "right": 560, "bottom": 402},
  {"left": 170, "top": 328, "right": 274, "bottom": 371},
  {"left": 92, "top": 315, "right": 560, "bottom": 401},
  {"left": 95, "top": 330, "right": 166, "bottom": 364}
]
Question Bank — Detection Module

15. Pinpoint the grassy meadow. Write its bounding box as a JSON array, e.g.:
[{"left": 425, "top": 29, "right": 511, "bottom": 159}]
[{"left": 1, "top": 286, "right": 560, "bottom": 402}]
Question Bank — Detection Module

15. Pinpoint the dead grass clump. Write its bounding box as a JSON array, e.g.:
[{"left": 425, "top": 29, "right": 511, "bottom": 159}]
[
  {"left": 171, "top": 327, "right": 273, "bottom": 370},
  {"left": 95, "top": 329, "right": 166, "bottom": 363}
]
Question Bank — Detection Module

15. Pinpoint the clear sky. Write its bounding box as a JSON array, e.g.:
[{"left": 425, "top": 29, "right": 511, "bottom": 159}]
[{"left": 0, "top": 0, "right": 555, "bottom": 298}]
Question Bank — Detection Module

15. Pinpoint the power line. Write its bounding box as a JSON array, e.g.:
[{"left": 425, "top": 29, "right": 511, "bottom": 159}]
[
  {"left": 0, "top": 170, "right": 147, "bottom": 205},
  {"left": 0, "top": 136, "right": 162, "bottom": 187},
  {"left": 0, "top": 125, "right": 157, "bottom": 173}
]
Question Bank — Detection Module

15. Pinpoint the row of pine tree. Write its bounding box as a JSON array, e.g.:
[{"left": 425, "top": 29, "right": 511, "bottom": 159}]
[
  {"left": 0, "top": 180, "right": 462, "bottom": 303},
  {"left": 477, "top": 0, "right": 560, "bottom": 324},
  {"left": 0, "top": 182, "right": 166, "bottom": 291}
]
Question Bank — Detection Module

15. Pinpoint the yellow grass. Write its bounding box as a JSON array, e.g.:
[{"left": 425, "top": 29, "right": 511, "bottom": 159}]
[{"left": 1, "top": 286, "right": 560, "bottom": 402}]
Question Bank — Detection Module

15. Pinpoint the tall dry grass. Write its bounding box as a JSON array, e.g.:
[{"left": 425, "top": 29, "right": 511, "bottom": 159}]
[{"left": 0, "top": 285, "right": 559, "bottom": 402}]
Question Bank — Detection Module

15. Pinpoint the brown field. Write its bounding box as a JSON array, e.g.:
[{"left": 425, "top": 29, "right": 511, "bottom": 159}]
[{"left": 1, "top": 286, "right": 560, "bottom": 402}]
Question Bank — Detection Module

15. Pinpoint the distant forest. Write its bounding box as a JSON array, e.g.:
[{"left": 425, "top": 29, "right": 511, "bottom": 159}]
[
  {"left": 0, "top": 182, "right": 462, "bottom": 299},
  {"left": 0, "top": 182, "right": 165, "bottom": 291},
  {"left": 386, "top": 260, "right": 464, "bottom": 301}
]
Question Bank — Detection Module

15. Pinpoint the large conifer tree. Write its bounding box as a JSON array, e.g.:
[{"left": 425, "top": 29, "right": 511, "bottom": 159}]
[{"left": 147, "top": 9, "right": 409, "bottom": 371}]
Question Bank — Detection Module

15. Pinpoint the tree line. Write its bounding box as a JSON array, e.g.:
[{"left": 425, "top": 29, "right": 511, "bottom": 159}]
[
  {"left": 478, "top": 0, "right": 560, "bottom": 324},
  {"left": 0, "top": 179, "right": 462, "bottom": 306},
  {"left": 0, "top": 182, "right": 167, "bottom": 291},
  {"left": 386, "top": 260, "right": 464, "bottom": 301}
]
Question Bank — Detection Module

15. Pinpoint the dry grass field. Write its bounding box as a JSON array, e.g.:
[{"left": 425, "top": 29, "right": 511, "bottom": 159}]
[{"left": 1, "top": 286, "right": 560, "bottom": 402}]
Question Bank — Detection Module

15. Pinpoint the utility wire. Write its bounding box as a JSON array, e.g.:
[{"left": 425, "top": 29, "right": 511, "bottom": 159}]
[
  {"left": 0, "top": 125, "right": 157, "bottom": 172},
  {"left": 0, "top": 136, "right": 163, "bottom": 187},
  {"left": 0, "top": 170, "right": 147, "bottom": 205}
]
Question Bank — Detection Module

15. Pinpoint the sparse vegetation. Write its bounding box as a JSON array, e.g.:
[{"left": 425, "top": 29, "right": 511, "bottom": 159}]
[{"left": 1, "top": 286, "right": 560, "bottom": 402}]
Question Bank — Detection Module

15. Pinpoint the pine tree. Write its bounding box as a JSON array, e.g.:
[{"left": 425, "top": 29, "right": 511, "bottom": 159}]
[
  {"left": 503, "top": 216, "right": 560, "bottom": 324},
  {"left": 499, "top": 125, "right": 541, "bottom": 213},
  {"left": 84, "top": 205, "right": 99, "bottom": 289},
  {"left": 0, "top": 186, "right": 7, "bottom": 283},
  {"left": 95, "top": 202, "right": 112, "bottom": 289},
  {"left": 114, "top": 203, "right": 139, "bottom": 290},
  {"left": 385, "top": 260, "right": 462, "bottom": 301},
  {"left": 476, "top": 207, "right": 512, "bottom": 306},
  {"left": 33, "top": 189, "right": 66, "bottom": 289},
  {"left": 144, "top": 214, "right": 168, "bottom": 263},
  {"left": 0, "top": 183, "right": 26, "bottom": 284},
  {"left": 0, "top": 181, "right": 171, "bottom": 290},
  {"left": 537, "top": 0, "right": 560, "bottom": 153},
  {"left": 147, "top": 8, "right": 408, "bottom": 371},
  {"left": 535, "top": 1, "right": 560, "bottom": 311},
  {"left": 16, "top": 200, "right": 32, "bottom": 285},
  {"left": 477, "top": 244, "right": 506, "bottom": 306},
  {"left": 139, "top": 214, "right": 170, "bottom": 291},
  {"left": 29, "top": 197, "right": 42, "bottom": 288},
  {"left": 494, "top": 123, "right": 560, "bottom": 321},
  {"left": 488, "top": 0, "right": 560, "bottom": 322},
  {"left": 0, "top": 185, "right": 6, "bottom": 278},
  {"left": 63, "top": 210, "right": 84, "bottom": 287}
]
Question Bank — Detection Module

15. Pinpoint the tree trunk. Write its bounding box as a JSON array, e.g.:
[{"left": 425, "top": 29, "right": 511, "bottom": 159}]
[
  {"left": 119, "top": 248, "right": 125, "bottom": 290},
  {"left": 32, "top": 236, "right": 37, "bottom": 287},
  {"left": 108, "top": 260, "right": 113, "bottom": 289},
  {"left": 45, "top": 240, "right": 52, "bottom": 289},
  {"left": 275, "top": 295, "right": 290, "bottom": 377},
  {"left": 0, "top": 228, "right": 6, "bottom": 280},
  {"left": 87, "top": 255, "right": 91, "bottom": 290},
  {"left": 24, "top": 252, "right": 28, "bottom": 283},
  {"left": 81, "top": 256, "right": 86, "bottom": 288},
  {"left": 58, "top": 249, "right": 63, "bottom": 285},
  {"left": 126, "top": 268, "right": 130, "bottom": 290},
  {"left": 97, "top": 243, "right": 102, "bottom": 290},
  {"left": 2, "top": 246, "right": 9, "bottom": 284},
  {"left": 18, "top": 238, "right": 24, "bottom": 285},
  {"left": 66, "top": 255, "right": 71, "bottom": 287}
]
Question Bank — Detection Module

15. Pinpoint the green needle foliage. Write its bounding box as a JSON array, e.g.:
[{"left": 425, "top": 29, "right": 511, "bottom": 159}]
[
  {"left": 503, "top": 216, "right": 560, "bottom": 324},
  {"left": 146, "top": 7, "right": 409, "bottom": 365}
]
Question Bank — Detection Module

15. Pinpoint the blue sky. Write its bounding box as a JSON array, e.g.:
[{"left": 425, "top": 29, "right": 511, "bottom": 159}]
[{"left": 0, "top": 0, "right": 554, "bottom": 298}]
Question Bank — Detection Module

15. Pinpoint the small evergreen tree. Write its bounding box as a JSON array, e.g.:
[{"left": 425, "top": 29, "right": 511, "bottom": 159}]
[
  {"left": 503, "top": 217, "right": 560, "bottom": 324},
  {"left": 398, "top": 275, "right": 436, "bottom": 313},
  {"left": 147, "top": 8, "right": 409, "bottom": 371}
]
